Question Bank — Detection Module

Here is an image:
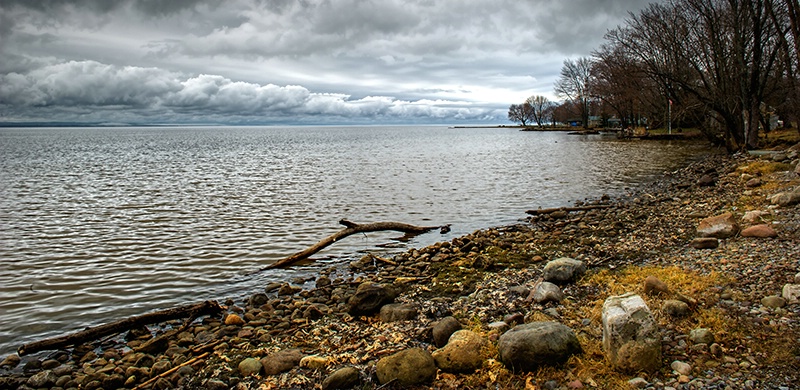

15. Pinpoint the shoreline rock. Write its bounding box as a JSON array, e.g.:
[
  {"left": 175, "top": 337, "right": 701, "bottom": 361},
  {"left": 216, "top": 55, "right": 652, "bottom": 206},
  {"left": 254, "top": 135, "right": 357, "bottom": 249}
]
[{"left": 602, "top": 293, "right": 662, "bottom": 373}]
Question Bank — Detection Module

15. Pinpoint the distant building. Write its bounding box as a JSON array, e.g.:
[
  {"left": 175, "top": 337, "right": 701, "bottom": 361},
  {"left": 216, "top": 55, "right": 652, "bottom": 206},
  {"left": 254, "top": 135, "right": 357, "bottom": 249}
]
[{"left": 567, "top": 116, "right": 603, "bottom": 128}]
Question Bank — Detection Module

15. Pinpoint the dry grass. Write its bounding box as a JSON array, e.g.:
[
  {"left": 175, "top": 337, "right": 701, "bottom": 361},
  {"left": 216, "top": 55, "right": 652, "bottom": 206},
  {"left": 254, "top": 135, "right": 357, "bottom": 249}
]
[
  {"left": 736, "top": 160, "right": 795, "bottom": 175},
  {"left": 734, "top": 159, "right": 798, "bottom": 210},
  {"left": 582, "top": 266, "right": 732, "bottom": 334},
  {"left": 763, "top": 128, "right": 800, "bottom": 148},
  {"left": 554, "top": 265, "right": 732, "bottom": 385},
  {"left": 583, "top": 265, "right": 727, "bottom": 301},
  {"left": 447, "top": 265, "right": 736, "bottom": 388}
]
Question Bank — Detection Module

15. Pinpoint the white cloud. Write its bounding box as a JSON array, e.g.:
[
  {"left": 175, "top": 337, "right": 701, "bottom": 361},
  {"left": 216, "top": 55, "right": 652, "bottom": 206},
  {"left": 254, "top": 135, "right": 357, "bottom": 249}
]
[
  {"left": 0, "top": 0, "right": 661, "bottom": 124},
  {"left": 0, "top": 60, "right": 499, "bottom": 124},
  {"left": 163, "top": 75, "right": 310, "bottom": 113},
  {"left": 0, "top": 61, "right": 182, "bottom": 107}
]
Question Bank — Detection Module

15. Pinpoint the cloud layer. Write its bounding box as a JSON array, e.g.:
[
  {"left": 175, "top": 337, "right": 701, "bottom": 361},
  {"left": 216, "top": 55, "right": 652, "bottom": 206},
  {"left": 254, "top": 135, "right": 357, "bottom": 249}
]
[{"left": 0, "top": 0, "right": 656, "bottom": 125}]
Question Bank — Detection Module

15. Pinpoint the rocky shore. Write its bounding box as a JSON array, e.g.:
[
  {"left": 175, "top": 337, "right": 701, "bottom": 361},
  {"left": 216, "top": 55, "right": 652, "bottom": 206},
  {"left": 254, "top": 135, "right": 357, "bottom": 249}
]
[{"left": 1, "top": 144, "right": 799, "bottom": 390}]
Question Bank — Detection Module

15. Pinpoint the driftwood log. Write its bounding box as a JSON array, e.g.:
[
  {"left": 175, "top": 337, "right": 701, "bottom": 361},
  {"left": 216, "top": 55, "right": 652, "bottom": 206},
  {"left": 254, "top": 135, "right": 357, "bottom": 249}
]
[
  {"left": 264, "top": 219, "right": 449, "bottom": 270},
  {"left": 526, "top": 204, "right": 612, "bottom": 215},
  {"left": 18, "top": 300, "right": 222, "bottom": 356}
]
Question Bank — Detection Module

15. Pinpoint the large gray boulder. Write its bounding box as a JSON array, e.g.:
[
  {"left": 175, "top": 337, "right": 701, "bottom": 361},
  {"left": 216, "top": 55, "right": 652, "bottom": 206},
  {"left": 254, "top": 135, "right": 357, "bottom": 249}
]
[
  {"left": 696, "top": 212, "right": 739, "bottom": 238},
  {"left": 602, "top": 293, "right": 661, "bottom": 373},
  {"left": 375, "top": 348, "right": 437, "bottom": 386},
  {"left": 321, "top": 366, "right": 361, "bottom": 390},
  {"left": 260, "top": 349, "right": 304, "bottom": 375},
  {"left": 542, "top": 258, "right": 586, "bottom": 284},
  {"left": 238, "top": 358, "right": 262, "bottom": 376},
  {"left": 347, "top": 282, "right": 396, "bottom": 316},
  {"left": 497, "top": 321, "right": 581, "bottom": 372},
  {"left": 530, "top": 281, "right": 564, "bottom": 303},
  {"left": 379, "top": 303, "right": 417, "bottom": 322},
  {"left": 432, "top": 330, "right": 486, "bottom": 373},
  {"left": 26, "top": 370, "right": 58, "bottom": 388},
  {"left": 432, "top": 316, "right": 462, "bottom": 348}
]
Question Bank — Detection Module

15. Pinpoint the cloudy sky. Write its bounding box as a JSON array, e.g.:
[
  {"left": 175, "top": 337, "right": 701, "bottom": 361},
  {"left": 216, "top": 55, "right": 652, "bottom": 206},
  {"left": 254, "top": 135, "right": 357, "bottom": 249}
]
[{"left": 0, "top": 0, "right": 655, "bottom": 126}]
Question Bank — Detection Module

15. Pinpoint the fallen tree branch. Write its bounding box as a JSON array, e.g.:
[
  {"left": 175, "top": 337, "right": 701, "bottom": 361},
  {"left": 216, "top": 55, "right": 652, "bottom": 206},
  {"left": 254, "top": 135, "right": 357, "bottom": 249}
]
[
  {"left": 133, "top": 351, "right": 210, "bottom": 390},
  {"left": 135, "top": 305, "right": 214, "bottom": 355},
  {"left": 526, "top": 204, "right": 612, "bottom": 215},
  {"left": 18, "top": 300, "right": 223, "bottom": 356},
  {"left": 366, "top": 253, "right": 398, "bottom": 266},
  {"left": 263, "top": 219, "right": 448, "bottom": 270}
]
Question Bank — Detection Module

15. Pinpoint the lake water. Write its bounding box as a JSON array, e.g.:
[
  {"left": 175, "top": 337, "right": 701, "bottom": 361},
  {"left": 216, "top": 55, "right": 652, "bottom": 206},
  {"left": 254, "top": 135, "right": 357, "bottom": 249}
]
[{"left": 0, "top": 125, "right": 710, "bottom": 355}]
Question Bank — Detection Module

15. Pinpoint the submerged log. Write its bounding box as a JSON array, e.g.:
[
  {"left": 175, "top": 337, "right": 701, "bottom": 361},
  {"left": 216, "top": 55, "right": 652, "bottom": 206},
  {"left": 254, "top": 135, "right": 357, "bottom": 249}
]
[
  {"left": 526, "top": 204, "right": 612, "bottom": 215},
  {"left": 264, "top": 219, "right": 449, "bottom": 270},
  {"left": 18, "top": 300, "right": 222, "bottom": 356}
]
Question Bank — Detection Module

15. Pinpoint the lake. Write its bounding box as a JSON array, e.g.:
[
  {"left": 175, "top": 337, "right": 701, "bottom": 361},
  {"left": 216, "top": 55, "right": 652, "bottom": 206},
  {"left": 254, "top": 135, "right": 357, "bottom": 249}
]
[{"left": 0, "top": 125, "right": 710, "bottom": 355}]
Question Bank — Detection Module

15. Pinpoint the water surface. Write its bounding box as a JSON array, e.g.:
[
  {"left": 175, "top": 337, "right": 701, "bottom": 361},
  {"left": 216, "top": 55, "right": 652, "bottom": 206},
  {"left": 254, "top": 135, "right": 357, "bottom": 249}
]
[{"left": 0, "top": 125, "right": 709, "bottom": 354}]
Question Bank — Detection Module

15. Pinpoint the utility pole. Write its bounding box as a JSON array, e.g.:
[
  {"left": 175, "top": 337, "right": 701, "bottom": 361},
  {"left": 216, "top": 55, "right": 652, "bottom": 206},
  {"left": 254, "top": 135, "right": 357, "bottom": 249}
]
[{"left": 668, "top": 99, "right": 672, "bottom": 135}]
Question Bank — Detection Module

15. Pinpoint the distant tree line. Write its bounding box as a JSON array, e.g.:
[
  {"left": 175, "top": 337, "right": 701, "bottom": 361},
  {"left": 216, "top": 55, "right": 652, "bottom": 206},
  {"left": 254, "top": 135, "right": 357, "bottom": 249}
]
[{"left": 509, "top": 0, "right": 800, "bottom": 151}]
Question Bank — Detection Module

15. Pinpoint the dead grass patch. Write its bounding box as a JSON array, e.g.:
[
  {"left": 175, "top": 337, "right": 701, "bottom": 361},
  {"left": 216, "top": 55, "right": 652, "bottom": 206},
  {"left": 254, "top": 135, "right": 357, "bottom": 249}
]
[
  {"left": 737, "top": 161, "right": 794, "bottom": 175},
  {"left": 762, "top": 128, "right": 800, "bottom": 148},
  {"left": 583, "top": 265, "right": 727, "bottom": 299}
]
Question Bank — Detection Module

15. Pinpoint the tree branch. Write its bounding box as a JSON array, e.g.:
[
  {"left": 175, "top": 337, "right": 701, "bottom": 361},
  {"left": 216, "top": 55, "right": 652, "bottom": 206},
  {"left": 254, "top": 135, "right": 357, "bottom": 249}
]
[
  {"left": 263, "top": 219, "right": 449, "bottom": 270},
  {"left": 18, "top": 300, "right": 223, "bottom": 356},
  {"left": 526, "top": 204, "right": 612, "bottom": 215}
]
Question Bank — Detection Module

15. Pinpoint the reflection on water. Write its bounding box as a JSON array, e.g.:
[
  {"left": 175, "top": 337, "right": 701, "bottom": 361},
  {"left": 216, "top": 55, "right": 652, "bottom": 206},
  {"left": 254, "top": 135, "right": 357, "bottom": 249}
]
[{"left": 0, "top": 126, "right": 710, "bottom": 354}]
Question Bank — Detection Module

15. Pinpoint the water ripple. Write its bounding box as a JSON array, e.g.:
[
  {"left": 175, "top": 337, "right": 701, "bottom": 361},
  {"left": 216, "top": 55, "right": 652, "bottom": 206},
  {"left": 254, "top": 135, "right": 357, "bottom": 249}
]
[{"left": 0, "top": 126, "right": 710, "bottom": 354}]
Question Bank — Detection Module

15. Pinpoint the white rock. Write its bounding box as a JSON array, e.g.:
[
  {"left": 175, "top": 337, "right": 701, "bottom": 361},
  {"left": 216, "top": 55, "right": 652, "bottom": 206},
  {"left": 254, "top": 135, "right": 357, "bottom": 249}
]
[
  {"left": 689, "top": 328, "right": 715, "bottom": 344},
  {"left": 602, "top": 293, "right": 661, "bottom": 373},
  {"left": 671, "top": 360, "right": 692, "bottom": 375},
  {"left": 782, "top": 284, "right": 800, "bottom": 303}
]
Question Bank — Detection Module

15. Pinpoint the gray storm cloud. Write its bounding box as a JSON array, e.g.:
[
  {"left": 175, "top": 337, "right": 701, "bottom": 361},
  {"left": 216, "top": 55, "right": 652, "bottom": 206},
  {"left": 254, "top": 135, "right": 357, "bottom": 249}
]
[
  {"left": 0, "top": 0, "right": 657, "bottom": 125},
  {"left": 1, "top": 61, "right": 182, "bottom": 107},
  {"left": 0, "top": 61, "right": 495, "bottom": 123}
]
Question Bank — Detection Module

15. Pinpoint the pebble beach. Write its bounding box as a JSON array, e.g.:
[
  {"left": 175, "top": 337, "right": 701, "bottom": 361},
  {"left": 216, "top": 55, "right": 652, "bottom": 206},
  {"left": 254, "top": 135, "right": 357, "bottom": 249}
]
[{"left": 1, "top": 142, "right": 799, "bottom": 390}]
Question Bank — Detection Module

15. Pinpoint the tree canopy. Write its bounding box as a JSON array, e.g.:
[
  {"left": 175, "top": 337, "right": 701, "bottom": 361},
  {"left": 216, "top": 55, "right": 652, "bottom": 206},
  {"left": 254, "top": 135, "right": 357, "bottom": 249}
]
[
  {"left": 554, "top": 58, "right": 593, "bottom": 129},
  {"left": 507, "top": 102, "right": 534, "bottom": 126}
]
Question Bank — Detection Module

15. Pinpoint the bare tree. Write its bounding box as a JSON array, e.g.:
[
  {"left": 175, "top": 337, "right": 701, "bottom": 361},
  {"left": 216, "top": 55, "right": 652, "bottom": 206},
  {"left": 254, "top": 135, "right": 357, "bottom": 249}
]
[
  {"left": 767, "top": 0, "right": 800, "bottom": 131},
  {"left": 554, "top": 57, "right": 593, "bottom": 128},
  {"left": 591, "top": 43, "right": 649, "bottom": 129},
  {"left": 551, "top": 101, "right": 580, "bottom": 126},
  {"left": 507, "top": 103, "right": 534, "bottom": 126},
  {"left": 603, "top": 0, "right": 785, "bottom": 151},
  {"left": 524, "top": 95, "right": 552, "bottom": 128}
]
